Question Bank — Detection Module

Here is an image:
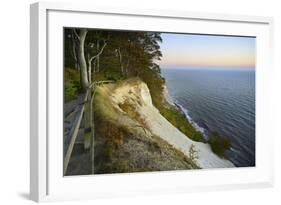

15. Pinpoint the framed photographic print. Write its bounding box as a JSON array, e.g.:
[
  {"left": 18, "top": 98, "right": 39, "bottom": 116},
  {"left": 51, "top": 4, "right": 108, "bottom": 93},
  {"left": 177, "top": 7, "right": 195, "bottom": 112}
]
[{"left": 30, "top": 2, "right": 274, "bottom": 202}]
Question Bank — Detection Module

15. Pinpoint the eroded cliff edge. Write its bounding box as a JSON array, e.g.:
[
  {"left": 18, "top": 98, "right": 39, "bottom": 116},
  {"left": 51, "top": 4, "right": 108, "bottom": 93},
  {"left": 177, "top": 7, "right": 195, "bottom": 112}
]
[{"left": 93, "top": 78, "right": 234, "bottom": 174}]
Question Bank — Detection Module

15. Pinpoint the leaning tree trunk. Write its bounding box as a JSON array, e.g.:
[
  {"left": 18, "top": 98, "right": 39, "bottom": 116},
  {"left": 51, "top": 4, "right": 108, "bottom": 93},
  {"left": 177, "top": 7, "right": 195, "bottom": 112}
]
[
  {"left": 87, "top": 40, "right": 107, "bottom": 80},
  {"left": 117, "top": 48, "right": 124, "bottom": 74},
  {"left": 71, "top": 32, "right": 79, "bottom": 70},
  {"left": 87, "top": 56, "right": 95, "bottom": 84},
  {"left": 77, "top": 29, "right": 89, "bottom": 91},
  {"left": 96, "top": 40, "right": 100, "bottom": 73}
]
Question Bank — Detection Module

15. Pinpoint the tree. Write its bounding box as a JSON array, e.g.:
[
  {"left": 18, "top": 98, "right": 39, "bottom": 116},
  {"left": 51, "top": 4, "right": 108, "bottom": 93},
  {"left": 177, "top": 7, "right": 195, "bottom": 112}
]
[
  {"left": 110, "top": 31, "right": 163, "bottom": 77},
  {"left": 67, "top": 28, "right": 163, "bottom": 90},
  {"left": 105, "top": 31, "right": 132, "bottom": 76},
  {"left": 70, "top": 30, "right": 79, "bottom": 70},
  {"left": 64, "top": 29, "right": 79, "bottom": 70},
  {"left": 73, "top": 28, "right": 89, "bottom": 90},
  {"left": 87, "top": 40, "right": 107, "bottom": 82},
  {"left": 72, "top": 29, "right": 108, "bottom": 90}
]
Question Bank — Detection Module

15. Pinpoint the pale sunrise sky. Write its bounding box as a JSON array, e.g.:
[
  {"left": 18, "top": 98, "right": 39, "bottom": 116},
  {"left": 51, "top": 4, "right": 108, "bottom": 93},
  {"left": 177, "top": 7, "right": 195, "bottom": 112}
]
[{"left": 159, "top": 33, "right": 256, "bottom": 69}]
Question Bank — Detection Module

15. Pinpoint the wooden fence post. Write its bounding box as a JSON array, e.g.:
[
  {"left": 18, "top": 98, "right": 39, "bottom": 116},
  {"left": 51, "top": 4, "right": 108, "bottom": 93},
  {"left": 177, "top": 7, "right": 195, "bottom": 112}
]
[
  {"left": 64, "top": 81, "right": 113, "bottom": 175},
  {"left": 84, "top": 90, "right": 92, "bottom": 150},
  {"left": 64, "top": 92, "right": 88, "bottom": 175},
  {"left": 91, "top": 85, "right": 96, "bottom": 174}
]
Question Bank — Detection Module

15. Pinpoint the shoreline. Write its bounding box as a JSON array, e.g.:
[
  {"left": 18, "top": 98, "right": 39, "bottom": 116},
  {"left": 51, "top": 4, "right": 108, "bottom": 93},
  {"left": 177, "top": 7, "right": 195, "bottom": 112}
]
[
  {"left": 162, "top": 82, "right": 239, "bottom": 167},
  {"left": 162, "top": 85, "right": 208, "bottom": 139},
  {"left": 110, "top": 79, "right": 234, "bottom": 168}
]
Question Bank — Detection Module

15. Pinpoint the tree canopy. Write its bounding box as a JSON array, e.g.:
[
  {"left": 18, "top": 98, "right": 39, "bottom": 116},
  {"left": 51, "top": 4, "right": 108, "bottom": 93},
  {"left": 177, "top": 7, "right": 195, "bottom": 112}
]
[{"left": 64, "top": 28, "right": 163, "bottom": 90}]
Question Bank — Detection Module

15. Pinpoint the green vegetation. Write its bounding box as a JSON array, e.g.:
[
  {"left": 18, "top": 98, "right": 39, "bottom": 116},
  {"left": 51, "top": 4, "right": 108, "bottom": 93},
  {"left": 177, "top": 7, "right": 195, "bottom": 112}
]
[
  {"left": 64, "top": 28, "right": 205, "bottom": 142},
  {"left": 207, "top": 132, "right": 231, "bottom": 158},
  {"left": 139, "top": 68, "right": 205, "bottom": 142},
  {"left": 92, "top": 81, "right": 199, "bottom": 174},
  {"left": 64, "top": 68, "right": 81, "bottom": 102},
  {"left": 158, "top": 106, "right": 205, "bottom": 142},
  {"left": 64, "top": 28, "right": 230, "bottom": 174},
  {"left": 64, "top": 29, "right": 163, "bottom": 91},
  {"left": 188, "top": 144, "right": 199, "bottom": 161}
]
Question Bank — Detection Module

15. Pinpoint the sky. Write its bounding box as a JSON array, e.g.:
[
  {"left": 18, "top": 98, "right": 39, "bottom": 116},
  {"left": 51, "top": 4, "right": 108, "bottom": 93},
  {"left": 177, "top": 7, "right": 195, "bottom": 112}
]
[{"left": 159, "top": 33, "right": 256, "bottom": 69}]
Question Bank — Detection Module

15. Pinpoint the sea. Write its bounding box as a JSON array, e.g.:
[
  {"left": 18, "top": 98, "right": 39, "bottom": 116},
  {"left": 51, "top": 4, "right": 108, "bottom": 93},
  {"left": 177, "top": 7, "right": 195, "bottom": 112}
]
[{"left": 161, "top": 67, "right": 255, "bottom": 167}]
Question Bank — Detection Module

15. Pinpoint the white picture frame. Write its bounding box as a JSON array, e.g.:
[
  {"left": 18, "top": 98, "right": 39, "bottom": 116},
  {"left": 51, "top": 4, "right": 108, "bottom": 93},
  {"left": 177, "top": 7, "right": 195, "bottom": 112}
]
[{"left": 30, "top": 1, "right": 274, "bottom": 202}]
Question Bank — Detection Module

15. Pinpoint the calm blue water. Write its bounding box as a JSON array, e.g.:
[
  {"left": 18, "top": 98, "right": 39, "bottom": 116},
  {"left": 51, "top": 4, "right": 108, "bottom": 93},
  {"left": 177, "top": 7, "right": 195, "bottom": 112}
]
[{"left": 161, "top": 68, "right": 255, "bottom": 167}]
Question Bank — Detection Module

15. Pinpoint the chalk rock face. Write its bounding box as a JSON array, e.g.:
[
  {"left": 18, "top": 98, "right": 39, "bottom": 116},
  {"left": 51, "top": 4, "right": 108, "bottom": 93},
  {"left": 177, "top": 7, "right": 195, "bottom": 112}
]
[
  {"left": 139, "top": 83, "right": 153, "bottom": 107},
  {"left": 111, "top": 78, "right": 153, "bottom": 107},
  {"left": 162, "top": 85, "right": 175, "bottom": 106},
  {"left": 109, "top": 78, "right": 234, "bottom": 169}
]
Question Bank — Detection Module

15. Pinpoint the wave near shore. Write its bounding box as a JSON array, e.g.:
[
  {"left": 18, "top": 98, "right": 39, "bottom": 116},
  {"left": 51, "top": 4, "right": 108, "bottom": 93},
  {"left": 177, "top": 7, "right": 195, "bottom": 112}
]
[{"left": 163, "top": 85, "right": 208, "bottom": 139}]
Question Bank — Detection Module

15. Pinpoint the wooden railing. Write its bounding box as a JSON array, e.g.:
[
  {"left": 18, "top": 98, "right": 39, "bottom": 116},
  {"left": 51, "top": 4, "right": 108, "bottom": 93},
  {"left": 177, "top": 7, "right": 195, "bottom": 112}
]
[{"left": 63, "top": 80, "right": 114, "bottom": 175}]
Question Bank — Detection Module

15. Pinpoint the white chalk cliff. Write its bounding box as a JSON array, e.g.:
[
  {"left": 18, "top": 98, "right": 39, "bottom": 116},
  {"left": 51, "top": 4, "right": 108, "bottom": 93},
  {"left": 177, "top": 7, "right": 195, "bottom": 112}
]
[{"left": 100, "top": 79, "right": 234, "bottom": 169}]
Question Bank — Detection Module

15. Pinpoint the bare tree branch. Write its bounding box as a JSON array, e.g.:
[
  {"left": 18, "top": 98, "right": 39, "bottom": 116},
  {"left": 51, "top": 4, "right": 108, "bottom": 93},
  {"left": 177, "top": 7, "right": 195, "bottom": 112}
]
[
  {"left": 73, "top": 29, "right": 80, "bottom": 41},
  {"left": 88, "top": 42, "right": 95, "bottom": 48},
  {"left": 87, "top": 41, "right": 107, "bottom": 82},
  {"left": 88, "top": 41, "right": 107, "bottom": 64}
]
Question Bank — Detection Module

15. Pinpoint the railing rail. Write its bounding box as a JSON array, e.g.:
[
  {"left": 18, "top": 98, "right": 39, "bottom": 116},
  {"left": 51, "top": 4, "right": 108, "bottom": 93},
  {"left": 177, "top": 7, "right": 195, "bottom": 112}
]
[{"left": 63, "top": 80, "right": 114, "bottom": 175}]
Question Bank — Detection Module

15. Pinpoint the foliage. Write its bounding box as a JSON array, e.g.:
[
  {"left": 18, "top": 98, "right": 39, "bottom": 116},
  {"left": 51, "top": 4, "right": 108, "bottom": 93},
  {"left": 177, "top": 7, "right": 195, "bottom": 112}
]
[
  {"left": 64, "top": 28, "right": 235, "bottom": 170},
  {"left": 64, "top": 28, "right": 205, "bottom": 144},
  {"left": 207, "top": 132, "right": 231, "bottom": 157},
  {"left": 64, "top": 68, "right": 81, "bottom": 102},
  {"left": 137, "top": 67, "right": 206, "bottom": 142},
  {"left": 64, "top": 28, "right": 163, "bottom": 89},
  {"left": 159, "top": 106, "right": 205, "bottom": 142},
  {"left": 188, "top": 144, "right": 199, "bottom": 161},
  {"left": 103, "top": 69, "right": 125, "bottom": 81}
]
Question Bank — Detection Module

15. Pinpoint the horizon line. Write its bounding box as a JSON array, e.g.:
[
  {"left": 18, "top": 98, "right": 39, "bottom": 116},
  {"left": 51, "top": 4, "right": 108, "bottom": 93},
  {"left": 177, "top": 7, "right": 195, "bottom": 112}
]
[{"left": 160, "top": 64, "right": 255, "bottom": 69}]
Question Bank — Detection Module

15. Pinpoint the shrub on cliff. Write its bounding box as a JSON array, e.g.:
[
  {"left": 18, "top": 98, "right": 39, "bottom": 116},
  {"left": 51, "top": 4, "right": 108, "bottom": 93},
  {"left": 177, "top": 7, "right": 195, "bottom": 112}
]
[{"left": 207, "top": 132, "right": 231, "bottom": 158}]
